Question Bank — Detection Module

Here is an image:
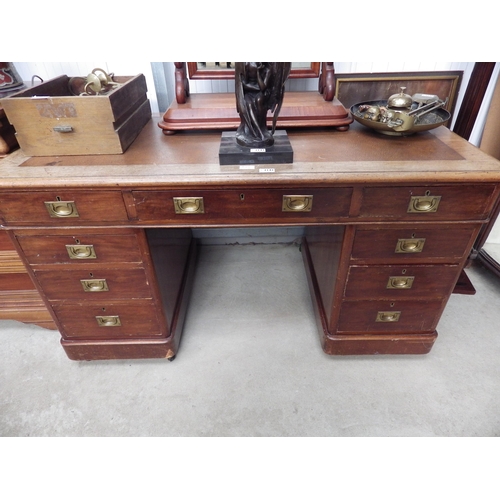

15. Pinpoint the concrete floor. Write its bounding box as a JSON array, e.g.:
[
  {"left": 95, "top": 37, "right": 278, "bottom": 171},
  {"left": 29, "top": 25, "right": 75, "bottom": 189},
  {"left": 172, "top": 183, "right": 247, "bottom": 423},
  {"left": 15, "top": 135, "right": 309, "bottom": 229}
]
[{"left": 1, "top": 243, "right": 500, "bottom": 437}]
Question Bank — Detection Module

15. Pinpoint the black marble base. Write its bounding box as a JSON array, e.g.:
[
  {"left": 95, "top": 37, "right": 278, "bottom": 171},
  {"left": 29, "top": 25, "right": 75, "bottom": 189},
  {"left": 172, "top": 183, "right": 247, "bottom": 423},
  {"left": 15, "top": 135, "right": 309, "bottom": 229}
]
[{"left": 219, "top": 130, "right": 293, "bottom": 166}]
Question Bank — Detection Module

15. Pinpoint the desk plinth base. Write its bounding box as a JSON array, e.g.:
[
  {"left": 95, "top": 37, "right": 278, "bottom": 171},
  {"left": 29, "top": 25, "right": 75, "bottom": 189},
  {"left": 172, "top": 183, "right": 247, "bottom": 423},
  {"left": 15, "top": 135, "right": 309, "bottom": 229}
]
[
  {"left": 219, "top": 131, "right": 293, "bottom": 165},
  {"left": 61, "top": 338, "right": 179, "bottom": 361},
  {"left": 301, "top": 236, "right": 437, "bottom": 356}
]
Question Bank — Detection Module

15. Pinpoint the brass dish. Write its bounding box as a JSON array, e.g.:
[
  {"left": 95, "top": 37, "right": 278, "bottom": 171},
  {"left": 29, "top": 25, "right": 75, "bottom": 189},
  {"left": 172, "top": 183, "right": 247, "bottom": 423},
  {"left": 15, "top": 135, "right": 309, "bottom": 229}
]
[{"left": 351, "top": 99, "right": 451, "bottom": 136}]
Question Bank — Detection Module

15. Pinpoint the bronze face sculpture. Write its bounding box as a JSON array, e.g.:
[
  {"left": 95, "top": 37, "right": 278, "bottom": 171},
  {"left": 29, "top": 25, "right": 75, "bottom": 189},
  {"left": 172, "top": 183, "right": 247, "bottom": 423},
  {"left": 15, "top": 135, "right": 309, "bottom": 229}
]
[{"left": 235, "top": 62, "right": 291, "bottom": 148}]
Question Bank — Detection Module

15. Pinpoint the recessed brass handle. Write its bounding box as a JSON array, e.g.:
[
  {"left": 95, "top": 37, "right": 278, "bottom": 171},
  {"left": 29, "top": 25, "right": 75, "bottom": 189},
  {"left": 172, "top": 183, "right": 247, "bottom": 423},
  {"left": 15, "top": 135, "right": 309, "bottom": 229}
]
[
  {"left": 80, "top": 279, "right": 109, "bottom": 292},
  {"left": 395, "top": 238, "right": 426, "bottom": 253},
  {"left": 173, "top": 197, "right": 205, "bottom": 214},
  {"left": 45, "top": 201, "right": 79, "bottom": 218},
  {"left": 96, "top": 315, "right": 121, "bottom": 327},
  {"left": 407, "top": 195, "right": 441, "bottom": 213},
  {"left": 376, "top": 311, "right": 401, "bottom": 322},
  {"left": 387, "top": 276, "right": 415, "bottom": 289},
  {"left": 282, "top": 195, "right": 313, "bottom": 212},
  {"left": 66, "top": 244, "right": 96, "bottom": 260}
]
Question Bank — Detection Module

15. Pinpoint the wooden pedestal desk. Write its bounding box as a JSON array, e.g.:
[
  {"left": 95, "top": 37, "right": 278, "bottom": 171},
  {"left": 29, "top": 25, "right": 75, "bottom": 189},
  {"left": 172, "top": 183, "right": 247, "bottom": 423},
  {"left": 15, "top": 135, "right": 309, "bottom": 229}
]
[{"left": 1, "top": 118, "right": 500, "bottom": 361}]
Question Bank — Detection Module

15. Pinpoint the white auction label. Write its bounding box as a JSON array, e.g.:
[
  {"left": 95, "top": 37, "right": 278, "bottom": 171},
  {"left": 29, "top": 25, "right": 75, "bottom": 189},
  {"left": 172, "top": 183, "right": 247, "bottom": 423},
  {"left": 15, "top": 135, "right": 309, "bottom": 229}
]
[
  {"left": 259, "top": 168, "right": 275, "bottom": 173},
  {"left": 250, "top": 148, "right": 266, "bottom": 153}
]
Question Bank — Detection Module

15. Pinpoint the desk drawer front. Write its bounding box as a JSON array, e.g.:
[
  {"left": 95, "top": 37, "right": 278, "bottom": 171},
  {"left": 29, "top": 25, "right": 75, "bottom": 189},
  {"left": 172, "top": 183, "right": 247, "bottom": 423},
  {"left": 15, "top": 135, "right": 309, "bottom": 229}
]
[
  {"left": 344, "top": 265, "right": 460, "bottom": 299},
  {"left": 0, "top": 191, "right": 128, "bottom": 225},
  {"left": 359, "top": 185, "right": 497, "bottom": 221},
  {"left": 337, "top": 299, "right": 444, "bottom": 333},
  {"left": 34, "top": 268, "right": 152, "bottom": 301},
  {"left": 351, "top": 226, "right": 479, "bottom": 263},
  {"left": 16, "top": 232, "right": 144, "bottom": 266},
  {"left": 52, "top": 300, "right": 163, "bottom": 339},
  {"left": 131, "top": 188, "right": 352, "bottom": 223}
]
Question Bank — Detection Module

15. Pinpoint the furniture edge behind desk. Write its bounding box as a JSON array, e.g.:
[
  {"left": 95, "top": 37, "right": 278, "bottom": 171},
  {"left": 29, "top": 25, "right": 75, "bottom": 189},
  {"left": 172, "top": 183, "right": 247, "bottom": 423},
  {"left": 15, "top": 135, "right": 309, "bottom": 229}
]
[{"left": 1, "top": 119, "right": 500, "bottom": 361}]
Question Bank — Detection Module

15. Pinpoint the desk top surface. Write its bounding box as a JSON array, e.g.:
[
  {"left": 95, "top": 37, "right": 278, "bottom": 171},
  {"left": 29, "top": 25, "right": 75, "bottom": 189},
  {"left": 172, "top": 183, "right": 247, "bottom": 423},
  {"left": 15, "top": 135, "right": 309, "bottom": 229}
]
[{"left": 2, "top": 117, "right": 500, "bottom": 189}]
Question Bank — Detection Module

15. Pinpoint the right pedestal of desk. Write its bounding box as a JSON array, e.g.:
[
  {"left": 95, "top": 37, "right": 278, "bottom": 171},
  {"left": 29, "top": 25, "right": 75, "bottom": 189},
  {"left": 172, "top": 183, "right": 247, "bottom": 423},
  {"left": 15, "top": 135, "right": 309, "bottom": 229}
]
[{"left": 302, "top": 182, "right": 497, "bottom": 355}]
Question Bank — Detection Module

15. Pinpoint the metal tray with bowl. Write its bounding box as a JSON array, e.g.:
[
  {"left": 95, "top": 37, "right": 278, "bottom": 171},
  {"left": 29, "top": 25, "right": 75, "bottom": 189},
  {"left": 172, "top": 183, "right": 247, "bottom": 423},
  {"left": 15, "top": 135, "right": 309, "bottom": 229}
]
[{"left": 350, "top": 87, "right": 451, "bottom": 136}]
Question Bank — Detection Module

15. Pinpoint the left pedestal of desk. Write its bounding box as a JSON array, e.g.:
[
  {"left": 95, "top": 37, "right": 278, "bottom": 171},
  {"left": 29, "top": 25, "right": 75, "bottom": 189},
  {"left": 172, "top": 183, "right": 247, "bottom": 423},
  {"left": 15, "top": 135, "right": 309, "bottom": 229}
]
[{"left": 4, "top": 194, "right": 197, "bottom": 361}]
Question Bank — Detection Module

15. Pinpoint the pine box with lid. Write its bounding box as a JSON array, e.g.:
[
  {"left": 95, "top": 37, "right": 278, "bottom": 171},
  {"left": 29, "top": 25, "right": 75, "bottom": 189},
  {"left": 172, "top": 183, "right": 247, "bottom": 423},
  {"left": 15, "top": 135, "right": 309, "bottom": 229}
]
[{"left": 0, "top": 73, "right": 151, "bottom": 156}]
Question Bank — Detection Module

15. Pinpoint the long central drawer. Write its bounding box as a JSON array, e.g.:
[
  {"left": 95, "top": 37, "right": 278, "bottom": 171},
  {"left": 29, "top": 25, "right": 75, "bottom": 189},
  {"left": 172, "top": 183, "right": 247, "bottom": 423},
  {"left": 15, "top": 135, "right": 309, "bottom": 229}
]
[{"left": 130, "top": 188, "right": 353, "bottom": 224}]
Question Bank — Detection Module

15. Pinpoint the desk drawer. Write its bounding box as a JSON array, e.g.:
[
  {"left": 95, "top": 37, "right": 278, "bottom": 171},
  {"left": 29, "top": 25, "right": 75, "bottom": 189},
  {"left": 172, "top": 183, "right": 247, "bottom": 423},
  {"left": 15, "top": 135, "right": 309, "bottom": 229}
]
[
  {"left": 344, "top": 265, "right": 460, "bottom": 299},
  {"left": 34, "top": 267, "right": 153, "bottom": 301},
  {"left": 337, "top": 299, "right": 444, "bottom": 333},
  {"left": 52, "top": 300, "right": 162, "bottom": 339},
  {"left": 15, "top": 230, "right": 144, "bottom": 266},
  {"left": 351, "top": 225, "right": 479, "bottom": 263},
  {"left": 131, "top": 188, "right": 352, "bottom": 224},
  {"left": 0, "top": 190, "right": 128, "bottom": 225},
  {"left": 358, "top": 185, "right": 497, "bottom": 221}
]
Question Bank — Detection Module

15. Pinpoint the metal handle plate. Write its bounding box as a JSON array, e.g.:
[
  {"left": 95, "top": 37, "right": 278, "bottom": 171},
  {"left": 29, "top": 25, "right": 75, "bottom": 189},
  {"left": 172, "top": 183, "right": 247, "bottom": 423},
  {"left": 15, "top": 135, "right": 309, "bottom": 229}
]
[
  {"left": 96, "top": 315, "right": 121, "bottom": 327},
  {"left": 407, "top": 195, "right": 441, "bottom": 213},
  {"left": 66, "top": 244, "right": 96, "bottom": 260},
  {"left": 395, "top": 238, "right": 426, "bottom": 253},
  {"left": 376, "top": 311, "right": 401, "bottom": 322},
  {"left": 45, "top": 201, "right": 79, "bottom": 218},
  {"left": 80, "top": 279, "right": 109, "bottom": 292},
  {"left": 282, "top": 195, "right": 313, "bottom": 212},
  {"left": 386, "top": 276, "right": 414, "bottom": 289},
  {"left": 173, "top": 197, "right": 205, "bottom": 214}
]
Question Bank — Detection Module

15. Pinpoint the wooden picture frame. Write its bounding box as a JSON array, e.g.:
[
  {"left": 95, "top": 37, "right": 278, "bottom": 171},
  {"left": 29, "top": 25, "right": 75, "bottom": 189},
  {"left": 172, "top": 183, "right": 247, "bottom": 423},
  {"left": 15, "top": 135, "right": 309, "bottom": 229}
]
[
  {"left": 187, "top": 62, "right": 321, "bottom": 80},
  {"left": 335, "top": 71, "right": 463, "bottom": 122}
]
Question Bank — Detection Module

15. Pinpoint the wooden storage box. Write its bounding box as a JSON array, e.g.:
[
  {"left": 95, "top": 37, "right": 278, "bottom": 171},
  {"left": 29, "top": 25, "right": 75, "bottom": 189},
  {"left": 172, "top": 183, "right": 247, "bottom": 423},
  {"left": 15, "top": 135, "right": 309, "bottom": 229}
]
[{"left": 0, "top": 74, "right": 151, "bottom": 156}]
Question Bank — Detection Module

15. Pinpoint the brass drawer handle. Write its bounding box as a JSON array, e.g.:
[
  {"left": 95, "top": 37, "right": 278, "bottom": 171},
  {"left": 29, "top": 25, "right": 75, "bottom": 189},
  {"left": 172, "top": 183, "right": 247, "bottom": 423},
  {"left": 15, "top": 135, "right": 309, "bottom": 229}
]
[
  {"left": 96, "top": 315, "right": 121, "bottom": 327},
  {"left": 387, "top": 276, "right": 414, "bottom": 289},
  {"left": 376, "top": 311, "right": 401, "bottom": 322},
  {"left": 81, "top": 279, "right": 109, "bottom": 292},
  {"left": 282, "top": 195, "right": 313, "bottom": 212},
  {"left": 45, "top": 200, "right": 79, "bottom": 218},
  {"left": 407, "top": 195, "right": 441, "bottom": 213},
  {"left": 66, "top": 244, "right": 96, "bottom": 260},
  {"left": 395, "top": 238, "right": 426, "bottom": 253},
  {"left": 173, "top": 197, "right": 205, "bottom": 214}
]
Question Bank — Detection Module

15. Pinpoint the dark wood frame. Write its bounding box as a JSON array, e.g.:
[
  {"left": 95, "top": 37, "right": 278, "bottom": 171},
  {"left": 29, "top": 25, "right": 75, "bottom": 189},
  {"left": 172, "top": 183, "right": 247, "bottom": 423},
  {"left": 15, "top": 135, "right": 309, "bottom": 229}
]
[
  {"left": 334, "top": 71, "right": 463, "bottom": 122},
  {"left": 453, "top": 62, "right": 496, "bottom": 140},
  {"left": 187, "top": 62, "right": 321, "bottom": 80}
]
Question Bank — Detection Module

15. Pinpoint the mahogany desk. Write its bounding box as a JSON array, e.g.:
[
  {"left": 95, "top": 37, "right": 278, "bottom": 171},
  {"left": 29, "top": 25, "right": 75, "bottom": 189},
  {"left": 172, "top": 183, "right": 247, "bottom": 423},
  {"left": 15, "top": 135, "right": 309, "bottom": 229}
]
[{"left": 1, "top": 119, "right": 500, "bottom": 361}]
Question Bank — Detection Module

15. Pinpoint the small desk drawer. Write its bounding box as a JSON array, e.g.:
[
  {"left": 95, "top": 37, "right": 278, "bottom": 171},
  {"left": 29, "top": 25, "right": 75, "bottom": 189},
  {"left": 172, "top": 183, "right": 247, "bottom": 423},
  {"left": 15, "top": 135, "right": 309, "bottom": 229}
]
[
  {"left": 358, "top": 185, "right": 497, "bottom": 221},
  {"left": 15, "top": 231, "right": 144, "bottom": 266},
  {"left": 344, "top": 265, "right": 460, "bottom": 299},
  {"left": 0, "top": 190, "right": 128, "bottom": 225},
  {"left": 34, "top": 267, "right": 153, "bottom": 301},
  {"left": 351, "top": 225, "right": 479, "bottom": 263},
  {"left": 337, "top": 299, "right": 444, "bottom": 333},
  {"left": 131, "top": 188, "right": 352, "bottom": 224},
  {"left": 52, "top": 300, "right": 162, "bottom": 339}
]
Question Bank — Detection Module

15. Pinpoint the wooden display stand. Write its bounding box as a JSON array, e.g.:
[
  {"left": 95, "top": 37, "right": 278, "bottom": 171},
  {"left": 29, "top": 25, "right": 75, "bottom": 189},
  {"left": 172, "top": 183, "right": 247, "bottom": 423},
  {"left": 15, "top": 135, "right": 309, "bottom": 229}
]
[{"left": 158, "top": 63, "right": 353, "bottom": 134}]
